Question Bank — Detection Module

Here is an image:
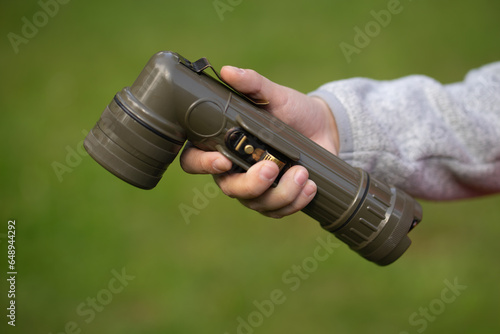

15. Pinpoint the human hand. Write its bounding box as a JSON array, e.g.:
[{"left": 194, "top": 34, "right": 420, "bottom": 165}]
[{"left": 179, "top": 66, "right": 339, "bottom": 218}]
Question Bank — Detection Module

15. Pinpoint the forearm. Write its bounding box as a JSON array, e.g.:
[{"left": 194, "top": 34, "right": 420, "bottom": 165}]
[{"left": 310, "top": 62, "right": 500, "bottom": 200}]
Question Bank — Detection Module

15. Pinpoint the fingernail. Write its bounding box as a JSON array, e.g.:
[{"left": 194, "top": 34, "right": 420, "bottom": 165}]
[
  {"left": 260, "top": 163, "right": 278, "bottom": 181},
  {"left": 226, "top": 65, "right": 245, "bottom": 75},
  {"left": 294, "top": 168, "right": 308, "bottom": 187},
  {"left": 302, "top": 180, "right": 317, "bottom": 198}
]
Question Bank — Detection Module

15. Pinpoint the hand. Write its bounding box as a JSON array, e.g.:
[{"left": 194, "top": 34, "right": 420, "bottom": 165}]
[{"left": 179, "top": 66, "right": 339, "bottom": 218}]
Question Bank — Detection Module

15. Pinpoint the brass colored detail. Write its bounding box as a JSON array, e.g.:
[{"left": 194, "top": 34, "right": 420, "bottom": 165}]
[
  {"left": 261, "top": 152, "right": 286, "bottom": 170},
  {"left": 244, "top": 145, "right": 254, "bottom": 154},
  {"left": 234, "top": 135, "right": 247, "bottom": 152}
]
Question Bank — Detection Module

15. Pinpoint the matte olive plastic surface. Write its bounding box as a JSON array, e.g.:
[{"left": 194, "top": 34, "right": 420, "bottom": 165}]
[{"left": 84, "top": 51, "right": 422, "bottom": 265}]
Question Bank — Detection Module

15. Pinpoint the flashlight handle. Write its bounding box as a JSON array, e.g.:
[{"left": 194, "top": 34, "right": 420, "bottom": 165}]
[{"left": 200, "top": 93, "right": 422, "bottom": 265}]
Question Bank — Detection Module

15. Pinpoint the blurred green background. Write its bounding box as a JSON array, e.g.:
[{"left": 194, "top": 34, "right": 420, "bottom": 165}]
[{"left": 1, "top": 0, "right": 500, "bottom": 333}]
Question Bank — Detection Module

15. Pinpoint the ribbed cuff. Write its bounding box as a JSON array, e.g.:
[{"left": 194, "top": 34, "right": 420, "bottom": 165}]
[{"left": 308, "top": 89, "right": 354, "bottom": 162}]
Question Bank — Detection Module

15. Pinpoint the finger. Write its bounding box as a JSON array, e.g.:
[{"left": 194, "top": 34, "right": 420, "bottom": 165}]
[
  {"left": 214, "top": 161, "right": 279, "bottom": 199},
  {"left": 179, "top": 142, "right": 232, "bottom": 174},
  {"left": 220, "top": 66, "right": 288, "bottom": 108},
  {"left": 239, "top": 166, "right": 317, "bottom": 216},
  {"left": 220, "top": 65, "right": 313, "bottom": 136},
  {"left": 263, "top": 180, "right": 317, "bottom": 219}
]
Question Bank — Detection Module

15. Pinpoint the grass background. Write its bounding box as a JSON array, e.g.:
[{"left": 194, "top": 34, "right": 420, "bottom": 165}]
[{"left": 1, "top": 0, "right": 500, "bottom": 333}]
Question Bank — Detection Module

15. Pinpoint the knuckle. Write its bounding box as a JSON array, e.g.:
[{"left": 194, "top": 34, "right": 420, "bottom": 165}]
[
  {"left": 200, "top": 157, "right": 214, "bottom": 174},
  {"left": 244, "top": 200, "right": 263, "bottom": 213},
  {"left": 266, "top": 212, "right": 284, "bottom": 219},
  {"left": 276, "top": 189, "right": 297, "bottom": 204},
  {"left": 243, "top": 184, "right": 264, "bottom": 199}
]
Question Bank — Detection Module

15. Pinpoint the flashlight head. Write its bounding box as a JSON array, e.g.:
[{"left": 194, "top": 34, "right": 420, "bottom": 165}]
[
  {"left": 84, "top": 92, "right": 185, "bottom": 190},
  {"left": 84, "top": 52, "right": 191, "bottom": 189}
]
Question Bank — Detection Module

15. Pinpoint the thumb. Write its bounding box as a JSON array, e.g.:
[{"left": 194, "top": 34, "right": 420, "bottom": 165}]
[{"left": 220, "top": 66, "right": 288, "bottom": 109}]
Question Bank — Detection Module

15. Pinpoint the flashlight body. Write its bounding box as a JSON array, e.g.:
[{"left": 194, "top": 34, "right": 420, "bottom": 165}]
[{"left": 85, "top": 51, "right": 422, "bottom": 265}]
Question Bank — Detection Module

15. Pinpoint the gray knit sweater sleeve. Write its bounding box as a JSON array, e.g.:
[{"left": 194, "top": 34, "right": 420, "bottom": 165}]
[{"left": 309, "top": 62, "right": 500, "bottom": 200}]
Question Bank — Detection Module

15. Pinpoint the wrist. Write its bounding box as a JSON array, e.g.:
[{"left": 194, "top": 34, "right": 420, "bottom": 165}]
[{"left": 310, "top": 96, "right": 340, "bottom": 155}]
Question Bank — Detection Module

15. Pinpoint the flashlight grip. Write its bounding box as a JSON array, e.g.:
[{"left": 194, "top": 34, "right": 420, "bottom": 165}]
[{"left": 206, "top": 95, "right": 422, "bottom": 266}]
